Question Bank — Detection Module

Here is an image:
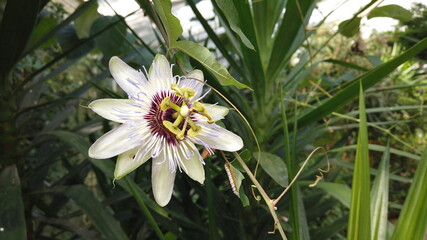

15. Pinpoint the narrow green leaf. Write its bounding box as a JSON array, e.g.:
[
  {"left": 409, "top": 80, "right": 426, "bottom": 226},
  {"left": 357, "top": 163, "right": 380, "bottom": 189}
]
[
  {"left": 267, "top": 0, "right": 316, "bottom": 77},
  {"left": 65, "top": 185, "right": 129, "bottom": 240},
  {"left": 205, "top": 164, "right": 219, "bottom": 239},
  {"left": 297, "top": 37, "right": 427, "bottom": 128},
  {"left": 74, "top": 1, "right": 100, "bottom": 38},
  {"left": 370, "top": 141, "right": 390, "bottom": 240},
  {"left": 24, "top": 0, "right": 98, "bottom": 54},
  {"left": 27, "top": 17, "right": 57, "bottom": 49},
  {"left": 338, "top": 17, "right": 361, "bottom": 38},
  {"left": 254, "top": 151, "right": 288, "bottom": 187},
  {"left": 391, "top": 147, "right": 427, "bottom": 240},
  {"left": 152, "top": 0, "right": 182, "bottom": 45},
  {"left": 91, "top": 16, "right": 132, "bottom": 61},
  {"left": 173, "top": 40, "right": 251, "bottom": 89},
  {"left": 186, "top": 0, "right": 246, "bottom": 79},
  {"left": 214, "top": 0, "right": 254, "bottom": 50},
  {"left": 323, "top": 59, "right": 369, "bottom": 71},
  {"left": 124, "top": 178, "right": 165, "bottom": 240},
  {"left": 0, "top": 165, "right": 27, "bottom": 240},
  {"left": 347, "top": 82, "right": 371, "bottom": 240},
  {"left": 330, "top": 144, "right": 421, "bottom": 161},
  {"left": 368, "top": 5, "right": 413, "bottom": 22}
]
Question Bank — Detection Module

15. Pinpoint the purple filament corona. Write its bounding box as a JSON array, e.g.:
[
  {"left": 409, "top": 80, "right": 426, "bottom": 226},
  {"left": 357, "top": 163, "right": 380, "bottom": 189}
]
[{"left": 144, "top": 91, "right": 194, "bottom": 146}]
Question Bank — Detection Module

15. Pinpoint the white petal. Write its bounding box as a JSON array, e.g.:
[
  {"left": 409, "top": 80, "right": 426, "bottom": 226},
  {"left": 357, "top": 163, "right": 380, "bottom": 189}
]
[
  {"left": 88, "top": 121, "right": 144, "bottom": 159},
  {"left": 114, "top": 147, "right": 151, "bottom": 179},
  {"left": 109, "top": 56, "right": 147, "bottom": 98},
  {"left": 204, "top": 104, "right": 229, "bottom": 121},
  {"left": 152, "top": 155, "right": 176, "bottom": 206},
  {"left": 191, "top": 124, "right": 243, "bottom": 152},
  {"left": 178, "top": 142, "right": 205, "bottom": 184},
  {"left": 148, "top": 55, "right": 174, "bottom": 90},
  {"left": 89, "top": 99, "right": 146, "bottom": 123},
  {"left": 180, "top": 70, "right": 204, "bottom": 101}
]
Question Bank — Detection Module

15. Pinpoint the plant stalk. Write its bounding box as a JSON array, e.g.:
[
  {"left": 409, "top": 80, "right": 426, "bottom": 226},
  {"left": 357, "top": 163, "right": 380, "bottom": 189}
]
[{"left": 232, "top": 152, "right": 287, "bottom": 240}]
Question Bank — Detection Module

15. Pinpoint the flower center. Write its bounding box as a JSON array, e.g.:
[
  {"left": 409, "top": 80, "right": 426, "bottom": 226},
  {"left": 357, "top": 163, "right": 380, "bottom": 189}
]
[
  {"left": 144, "top": 91, "right": 184, "bottom": 146},
  {"left": 160, "top": 84, "right": 215, "bottom": 141}
]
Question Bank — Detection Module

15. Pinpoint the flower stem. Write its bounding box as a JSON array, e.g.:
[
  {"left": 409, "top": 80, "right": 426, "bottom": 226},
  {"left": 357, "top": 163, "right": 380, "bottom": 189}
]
[
  {"left": 232, "top": 152, "right": 287, "bottom": 240},
  {"left": 125, "top": 177, "right": 165, "bottom": 240}
]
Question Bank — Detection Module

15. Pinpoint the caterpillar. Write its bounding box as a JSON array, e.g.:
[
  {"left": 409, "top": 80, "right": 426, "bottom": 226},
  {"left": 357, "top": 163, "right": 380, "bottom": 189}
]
[{"left": 224, "top": 161, "right": 239, "bottom": 197}]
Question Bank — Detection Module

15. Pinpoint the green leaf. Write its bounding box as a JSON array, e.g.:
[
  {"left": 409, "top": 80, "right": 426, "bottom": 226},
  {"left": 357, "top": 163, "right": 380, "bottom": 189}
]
[
  {"left": 24, "top": 0, "right": 98, "bottom": 54},
  {"left": 368, "top": 5, "right": 413, "bottom": 22},
  {"left": 391, "top": 147, "right": 427, "bottom": 240},
  {"left": 238, "top": 185, "right": 250, "bottom": 207},
  {"left": 65, "top": 185, "right": 129, "bottom": 240},
  {"left": 0, "top": 165, "right": 27, "bottom": 240},
  {"left": 173, "top": 40, "right": 251, "bottom": 89},
  {"left": 27, "top": 17, "right": 57, "bottom": 49},
  {"left": 57, "top": 25, "right": 94, "bottom": 59},
  {"left": 91, "top": 16, "right": 132, "bottom": 61},
  {"left": 316, "top": 182, "right": 351, "bottom": 208},
  {"left": 254, "top": 151, "right": 288, "bottom": 187},
  {"left": 347, "top": 82, "right": 371, "bottom": 240},
  {"left": 74, "top": 1, "right": 100, "bottom": 38},
  {"left": 371, "top": 141, "right": 390, "bottom": 240},
  {"left": 338, "top": 17, "right": 361, "bottom": 38},
  {"left": 323, "top": 59, "right": 369, "bottom": 71},
  {"left": 152, "top": 0, "right": 182, "bottom": 45},
  {"left": 267, "top": 0, "right": 316, "bottom": 78},
  {"left": 214, "top": 0, "right": 254, "bottom": 50},
  {"left": 297, "top": 37, "right": 427, "bottom": 128}
]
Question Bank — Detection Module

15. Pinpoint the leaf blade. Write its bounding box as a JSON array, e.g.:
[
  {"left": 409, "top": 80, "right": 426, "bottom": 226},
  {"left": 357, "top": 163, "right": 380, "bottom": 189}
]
[
  {"left": 152, "top": 0, "right": 182, "bottom": 46},
  {"left": 215, "top": 0, "right": 254, "bottom": 50},
  {"left": 0, "top": 165, "right": 27, "bottom": 240},
  {"left": 65, "top": 185, "right": 129, "bottom": 240},
  {"left": 173, "top": 40, "right": 251, "bottom": 89},
  {"left": 347, "top": 82, "right": 371, "bottom": 240},
  {"left": 391, "top": 147, "right": 427, "bottom": 240},
  {"left": 297, "top": 37, "right": 427, "bottom": 128},
  {"left": 368, "top": 5, "right": 413, "bottom": 22},
  {"left": 371, "top": 141, "right": 390, "bottom": 240},
  {"left": 254, "top": 151, "right": 288, "bottom": 187}
]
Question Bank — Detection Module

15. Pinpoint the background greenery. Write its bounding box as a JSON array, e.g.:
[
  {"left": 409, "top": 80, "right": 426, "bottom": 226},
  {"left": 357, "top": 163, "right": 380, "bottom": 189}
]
[{"left": 1, "top": 0, "right": 426, "bottom": 239}]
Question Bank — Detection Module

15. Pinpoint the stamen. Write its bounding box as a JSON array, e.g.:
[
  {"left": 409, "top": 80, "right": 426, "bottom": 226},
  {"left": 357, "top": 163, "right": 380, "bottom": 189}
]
[
  {"left": 160, "top": 97, "right": 180, "bottom": 111},
  {"left": 171, "top": 84, "right": 195, "bottom": 101},
  {"left": 193, "top": 102, "right": 214, "bottom": 123}
]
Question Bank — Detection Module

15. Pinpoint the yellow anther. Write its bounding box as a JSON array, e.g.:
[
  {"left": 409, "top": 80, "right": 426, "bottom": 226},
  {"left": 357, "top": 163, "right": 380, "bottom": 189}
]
[
  {"left": 162, "top": 121, "right": 181, "bottom": 135},
  {"left": 160, "top": 97, "right": 181, "bottom": 112},
  {"left": 192, "top": 101, "right": 205, "bottom": 112},
  {"left": 176, "top": 131, "right": 185, "bottom": 141},
  {"left": 160, "top": 97, "right": 170, "bottom": 111},
  {"left": 187, "top": 119, "right": 202, "bottom": 137},
  {"left": 193, "top": 101, "right": 214, "bottom": 124},
  {"left": 171, "top": 84, "right": 195, "bottom": 101},
  {"left": 187, "top": 126, "right": 202, "bottom": 137}
]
